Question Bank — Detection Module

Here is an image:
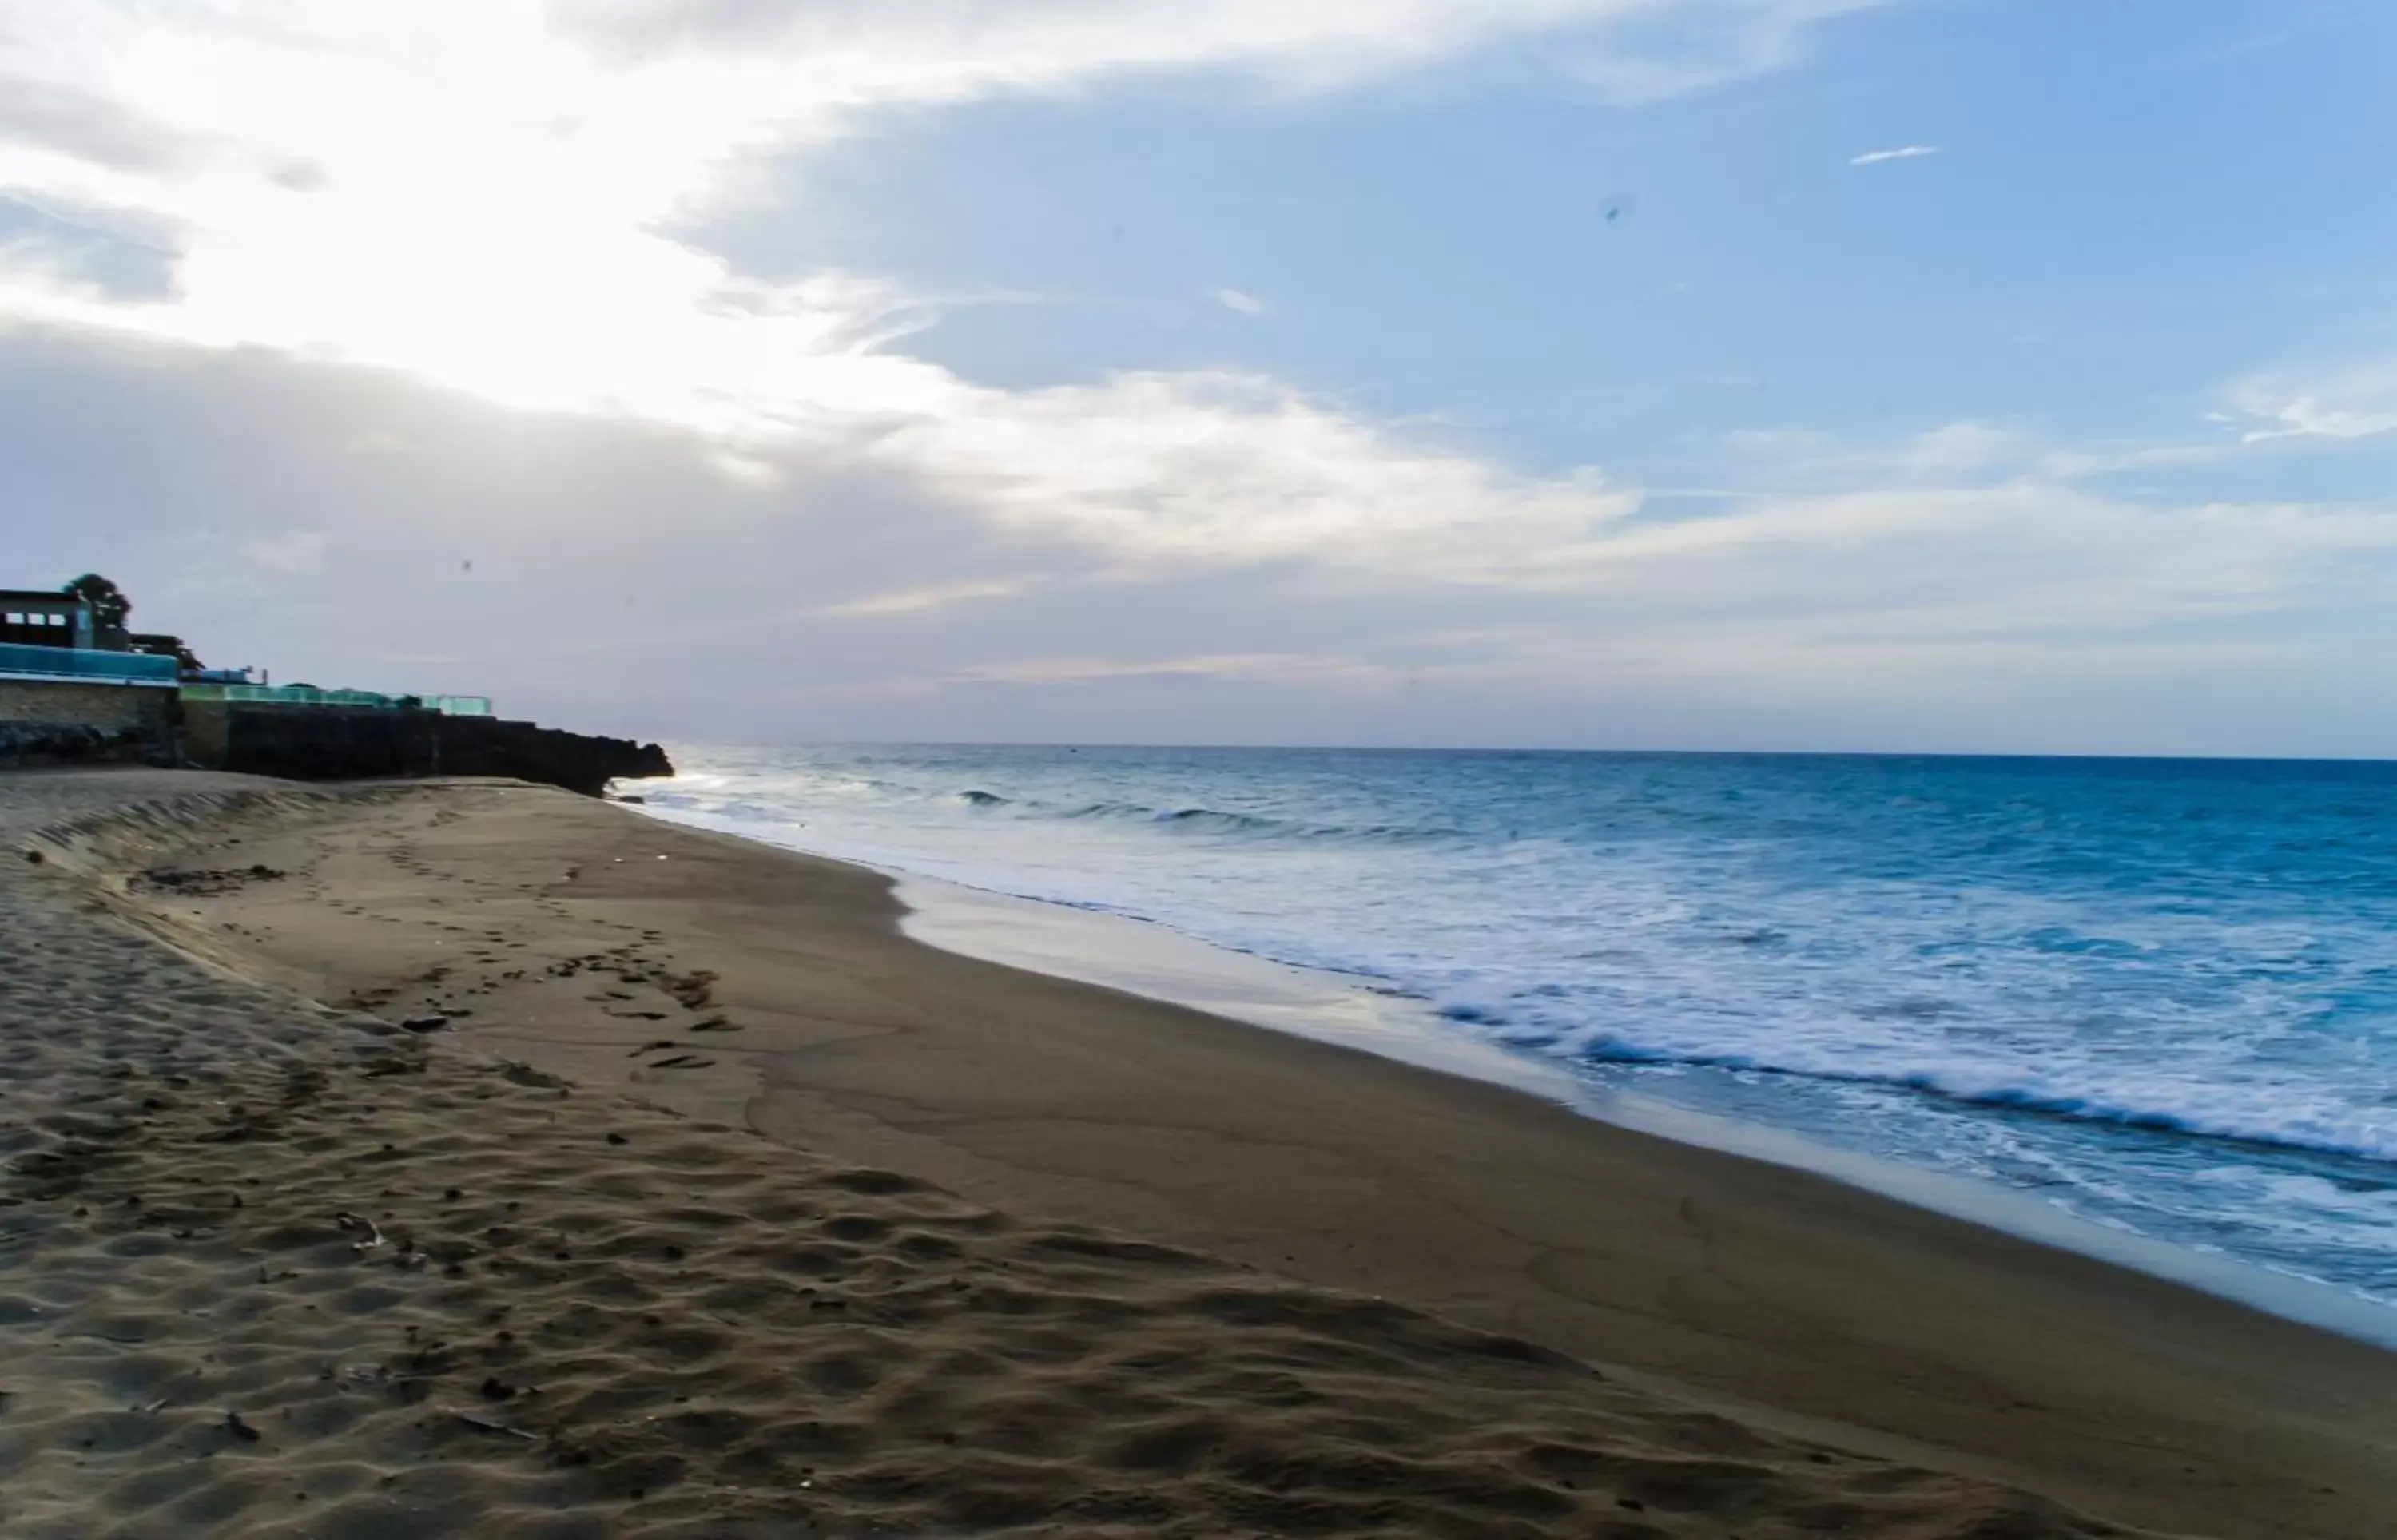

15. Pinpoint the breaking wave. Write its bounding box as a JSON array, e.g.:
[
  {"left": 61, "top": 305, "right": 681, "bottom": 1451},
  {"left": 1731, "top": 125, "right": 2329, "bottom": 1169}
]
[
  {"left": 960, "top": 788, "right": 1461, "bottom": 845},
  {"left": 1457, "top": 1014, "right": 2397, "bottom": 1166}
]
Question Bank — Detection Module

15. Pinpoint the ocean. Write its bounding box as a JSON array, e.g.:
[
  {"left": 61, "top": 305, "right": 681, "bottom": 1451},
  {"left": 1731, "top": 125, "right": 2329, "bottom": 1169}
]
[{"left": 638, "top": 744, "right": 2397, "bottom": 1315}]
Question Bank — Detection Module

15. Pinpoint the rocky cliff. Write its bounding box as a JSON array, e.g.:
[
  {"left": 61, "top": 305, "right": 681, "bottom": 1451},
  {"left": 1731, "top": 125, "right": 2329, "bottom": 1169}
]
[{"left": 180, "top": 702, "right": 671, "bottom": 796}]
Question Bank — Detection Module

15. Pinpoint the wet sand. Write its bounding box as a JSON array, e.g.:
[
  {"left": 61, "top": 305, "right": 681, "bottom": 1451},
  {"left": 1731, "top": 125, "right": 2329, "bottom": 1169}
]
[{"left": 10, "top": 772, "right": 2397, "bottom": 1537}]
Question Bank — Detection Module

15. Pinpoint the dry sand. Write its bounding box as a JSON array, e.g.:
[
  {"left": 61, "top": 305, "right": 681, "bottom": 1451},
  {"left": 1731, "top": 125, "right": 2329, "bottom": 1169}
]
[{"left": 4, "top": 772, "right": 2393, "bottom": 1538}]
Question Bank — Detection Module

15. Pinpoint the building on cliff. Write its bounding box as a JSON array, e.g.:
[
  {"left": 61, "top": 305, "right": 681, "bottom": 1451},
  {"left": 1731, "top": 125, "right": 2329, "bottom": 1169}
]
[
  {"left": 1, "top": 590, "right": 102, "bottom": 651},
  {"left": 0, "top": 591, "right": 181, "bottom": 764},
  {"left": 2, "top": 578, "right": 670, "bottom": 795}
]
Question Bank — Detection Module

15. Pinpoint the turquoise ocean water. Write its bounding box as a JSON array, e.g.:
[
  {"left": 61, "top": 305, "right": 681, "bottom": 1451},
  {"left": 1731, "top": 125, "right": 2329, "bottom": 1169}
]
[{"left": 641, "top": 745, "right": 2397, "bottom": 1314}]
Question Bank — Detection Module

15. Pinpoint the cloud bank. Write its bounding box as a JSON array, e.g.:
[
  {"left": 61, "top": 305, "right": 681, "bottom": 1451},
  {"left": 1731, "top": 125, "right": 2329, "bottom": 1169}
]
[{"left": 0, "top": 0, "right": 1873, "bottom": 574}]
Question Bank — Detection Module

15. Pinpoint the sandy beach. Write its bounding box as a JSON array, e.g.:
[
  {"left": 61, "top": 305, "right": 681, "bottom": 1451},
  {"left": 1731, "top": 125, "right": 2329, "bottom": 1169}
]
[{"left": 6, "top": 771, "right": 2395, "bottom": 1538}]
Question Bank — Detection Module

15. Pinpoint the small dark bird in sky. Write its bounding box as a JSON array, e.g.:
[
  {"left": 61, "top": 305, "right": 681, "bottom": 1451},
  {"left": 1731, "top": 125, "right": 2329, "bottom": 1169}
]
[{"left": 462, "top": 559, "right": 473, "bottom": 572}]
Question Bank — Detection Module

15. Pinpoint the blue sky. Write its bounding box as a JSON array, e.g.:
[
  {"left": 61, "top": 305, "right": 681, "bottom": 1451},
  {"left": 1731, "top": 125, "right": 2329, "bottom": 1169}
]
[
  {"left": 3, "top": 0, "right": 2395, "bottom": 753},
  {"left": 765, "top": 0, "right": 2396, "bottom": 478}
]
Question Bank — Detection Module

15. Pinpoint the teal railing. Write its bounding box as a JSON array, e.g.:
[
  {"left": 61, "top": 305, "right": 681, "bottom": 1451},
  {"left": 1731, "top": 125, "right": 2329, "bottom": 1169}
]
[
  {"left": 0, "top": 649, "right": 491, "bottom": 713},
  {"left": 178, "top": 683, "right": 494, "bottom": 716},
  {"left": 0, "top": 642, "right": 178, "bottom": 685}
]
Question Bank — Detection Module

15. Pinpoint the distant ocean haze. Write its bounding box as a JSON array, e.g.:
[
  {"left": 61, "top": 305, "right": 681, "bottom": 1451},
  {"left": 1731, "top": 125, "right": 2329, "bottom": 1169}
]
[{"left": 641, "top": 745, "right": 2397, "bottom": 1312}]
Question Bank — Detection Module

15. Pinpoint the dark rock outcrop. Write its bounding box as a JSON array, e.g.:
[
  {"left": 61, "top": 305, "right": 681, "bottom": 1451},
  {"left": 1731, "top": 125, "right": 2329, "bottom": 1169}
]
[
  {"left": 427, "top": 715, "right": 673, "bottom": 796},
  {"left": 181, "top": 702, "right": 671, "bottom": 796}
]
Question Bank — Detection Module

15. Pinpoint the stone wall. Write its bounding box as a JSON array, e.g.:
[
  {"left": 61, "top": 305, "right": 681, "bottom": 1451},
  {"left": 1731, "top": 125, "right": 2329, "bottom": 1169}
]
[
  {"left": 0, "top": 680, "right": 174, "bottom": 765},
  {"left": 0, "top": 681, "right": 165, "bottom": 731}
]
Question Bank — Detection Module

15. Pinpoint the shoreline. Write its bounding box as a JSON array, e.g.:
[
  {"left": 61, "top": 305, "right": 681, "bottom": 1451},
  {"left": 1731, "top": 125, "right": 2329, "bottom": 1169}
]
[
  {"left": 896, "top": 871, "right": 2397, "bottom": 1350},
  {"left": 646, "top": 801, "right": 2397, "bottom": 1352},
  {"left": 42, "top": 772, "right": 2397, "bottom": 1538}
]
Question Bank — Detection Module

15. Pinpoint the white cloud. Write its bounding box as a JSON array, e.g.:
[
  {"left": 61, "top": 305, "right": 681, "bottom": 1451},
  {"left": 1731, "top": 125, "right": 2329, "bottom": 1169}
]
[
  {"left": 11, "top": 329, "right": 2394, "bottom": 752},
  {"left": 866, "top": 371, "right": 1641, "bottom": 578},
  {"left": 812, "top": 578, "right": 1032, "bottom": 620},
  {"left": 0, "top": 0, "right": 1884, "bottom": 585},
  {"left": 945, "top": 653, "right": 1391, "bottom": 688},
  {"left": 1570, "top": 0, "right": 1884, "bottom": 105},
  {"left": 1849, "top": 144, "right": 1940, "bottom": 165},
  {"left": 1212, "top": 287, "right": 1270, "bottom": 318},
  {"left": 554, "top": 0, "right": 1890, "bottom": 107},
  {"left": 2228, "top": 356, "right": 2397, "bottom": 442}
]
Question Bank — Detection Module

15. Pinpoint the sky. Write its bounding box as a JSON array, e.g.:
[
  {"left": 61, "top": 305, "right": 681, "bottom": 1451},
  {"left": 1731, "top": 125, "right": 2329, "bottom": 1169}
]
[{"left": 3, "top": 0, "right": 2395, "bottom": 755}]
